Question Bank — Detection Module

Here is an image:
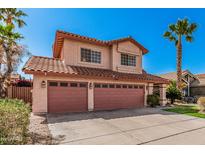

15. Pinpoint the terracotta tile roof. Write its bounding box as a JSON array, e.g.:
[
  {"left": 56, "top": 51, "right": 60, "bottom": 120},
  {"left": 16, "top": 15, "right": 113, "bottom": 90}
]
[
  {"left": 159, "top": 70, "right": 197, "bottom": 81},
  {"left": 23, "top": 56, "right": 169, "bottom": 84},
  {"left": 196, "top": 74, "right": 205, "bottom": 78},
  {"left": 53, "top": 30, "right": 149, "bottom": 58},
  {"left": 23, "top": 56, "right": 72, "bottom": 74},
  {"left": 159, "top": 72, "right": 178, "bottom": 81}
]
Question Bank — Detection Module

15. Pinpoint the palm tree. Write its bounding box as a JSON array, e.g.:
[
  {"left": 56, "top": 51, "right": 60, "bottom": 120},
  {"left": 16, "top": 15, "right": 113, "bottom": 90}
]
[
  {"left": 0, "top": 8, "right": 27, "bottom": 27},
  {"left": 163, "top": 18, "right": 197, "bottom": 89},
  {"left": 0, "top": 9, "right": 28, "bottom": 98},
  {"left": 0, "top": 9, "right": 27, "bottom": 71}
]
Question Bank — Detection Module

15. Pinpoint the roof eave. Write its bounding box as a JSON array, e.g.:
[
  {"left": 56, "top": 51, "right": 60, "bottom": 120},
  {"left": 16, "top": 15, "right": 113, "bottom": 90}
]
[{"left": 22, "top": 69, "right": 168, "bottom": 84}]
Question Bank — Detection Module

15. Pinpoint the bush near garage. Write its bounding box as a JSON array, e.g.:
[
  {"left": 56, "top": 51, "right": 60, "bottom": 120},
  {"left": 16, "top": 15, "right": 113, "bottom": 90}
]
[
  {"left": 166, "top": 81, "right": 182, "bottom": 104},
  {"left": 147, "top": 94, "right": 160, "bottom": 107},
  {"left": 0, "top": 99, "right": 31, "bottom": 144}
]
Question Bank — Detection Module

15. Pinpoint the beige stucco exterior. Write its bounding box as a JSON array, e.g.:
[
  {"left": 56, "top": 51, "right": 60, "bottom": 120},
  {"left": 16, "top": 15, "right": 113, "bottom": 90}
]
[
  {"left": 61, "top": 39, "right": 142, "bottom": 74},
  {"left": 61, "top": 39, "right": 111, "bottom": 69},
  {"left": 32, "top": 74, "right": 148, "bottom": 113},
  {"left": 28, "top": 33, "right": 168, "bottom": 114}
]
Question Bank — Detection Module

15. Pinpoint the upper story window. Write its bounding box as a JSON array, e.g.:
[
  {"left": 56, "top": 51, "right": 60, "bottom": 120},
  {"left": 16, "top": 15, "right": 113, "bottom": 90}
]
[
  {"left": 81, "top": 48, "right": 101, "bottom": 64},
  {"left": 121, "top": 53, "right": 136, "bottom": 66}
]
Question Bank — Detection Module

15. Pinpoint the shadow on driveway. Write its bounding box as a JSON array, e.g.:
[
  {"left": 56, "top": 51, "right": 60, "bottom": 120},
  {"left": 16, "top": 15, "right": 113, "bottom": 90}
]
[{"left": 47, "top": 107, "right": 178, "bottom": 124}]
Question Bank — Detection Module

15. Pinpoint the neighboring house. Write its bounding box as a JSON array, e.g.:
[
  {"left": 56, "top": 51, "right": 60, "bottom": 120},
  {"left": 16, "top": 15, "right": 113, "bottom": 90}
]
[
  {"left": 160, "top": 70, "right": 205, "bottom": 97},
  {"left": 23, "top": 30, "right": 169, "bottom": 114},
  {"left": 190, "top": 74, "right": 205, "bottom": 97}
]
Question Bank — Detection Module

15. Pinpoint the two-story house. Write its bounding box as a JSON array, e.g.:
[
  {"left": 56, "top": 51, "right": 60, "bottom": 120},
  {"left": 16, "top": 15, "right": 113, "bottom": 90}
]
[{"left": 23, "top": 30, "right": 169, "bottom": 114}]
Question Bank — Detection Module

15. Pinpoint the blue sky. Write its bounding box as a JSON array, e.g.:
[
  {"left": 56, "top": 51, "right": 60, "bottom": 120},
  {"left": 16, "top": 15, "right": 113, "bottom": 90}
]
[{"left": 18, "top": 8, "right": 205, "bottom": 78}]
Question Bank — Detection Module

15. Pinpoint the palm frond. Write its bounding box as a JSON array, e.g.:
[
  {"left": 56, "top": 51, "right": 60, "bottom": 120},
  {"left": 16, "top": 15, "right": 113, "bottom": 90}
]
[
  {"left": 186, "top": 35, "right": 193, "bottom": 42},
  {"left": 163, "top": 31, "right": 177, "bottom": 42},
  {"left": 0, "top": 8, "right": 27, "bottom": 28},
  {"left": 14, "top": 19, "right": 27, "bottom": 28},
  {"left": 169, "top": 24, "right": 176, "bottom": 32},
  {"left": 169, "top": 36, "right": 177, "bottom": 42},
  {"left": 15, "top": 10, "right": 27, "bottom": 17},
  {"left": 163, "top": 31, "right": 171, "bottom": 37},
  {"left": 188, "top": 23, "right": 197, "bottom": 34},
  {"left": 0, "top": 25, "right": 23, "bottom": 43}
]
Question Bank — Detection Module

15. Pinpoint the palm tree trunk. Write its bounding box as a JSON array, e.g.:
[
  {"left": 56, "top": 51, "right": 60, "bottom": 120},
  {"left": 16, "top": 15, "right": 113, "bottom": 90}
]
[
  {"left": 177, "top": 35, "right": 182, "bottom": 90},
  {"left": 0, "top": 45, "right": 12, "bottom": 98}
]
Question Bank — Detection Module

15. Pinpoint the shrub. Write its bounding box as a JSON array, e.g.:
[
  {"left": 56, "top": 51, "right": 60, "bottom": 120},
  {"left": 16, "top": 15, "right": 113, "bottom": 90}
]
[
  {"left": 166, "top": 81, "right": 182, "bottom": 104},
  {"left": 197, "top": 97, "right": 205, "bottom": 113},
  {"left": 147, "top": 94, "right": 160, "bottom": 107},
  {"left": 0, "top": 99, "right": 31, "bottom": 144}
]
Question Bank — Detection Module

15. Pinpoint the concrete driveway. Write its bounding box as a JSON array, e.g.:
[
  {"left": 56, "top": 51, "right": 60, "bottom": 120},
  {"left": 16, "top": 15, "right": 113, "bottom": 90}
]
[{"left": 47, "top": 108, "right": 205, "bottom": 145}]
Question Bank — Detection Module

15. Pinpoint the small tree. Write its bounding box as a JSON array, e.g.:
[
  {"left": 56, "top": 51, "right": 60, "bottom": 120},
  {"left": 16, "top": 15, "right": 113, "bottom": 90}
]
[{"left": 166, "top": 81, "right": 182, "bottom": 104}]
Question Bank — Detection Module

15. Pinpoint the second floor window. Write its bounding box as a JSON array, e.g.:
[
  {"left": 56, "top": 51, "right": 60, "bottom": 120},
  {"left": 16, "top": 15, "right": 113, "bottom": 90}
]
[
  {"left": 81, "top": 48, "right": 101, "bottom": 64},
  {"left": 121, "top": 53, "right": 136, "bottom": 66}
]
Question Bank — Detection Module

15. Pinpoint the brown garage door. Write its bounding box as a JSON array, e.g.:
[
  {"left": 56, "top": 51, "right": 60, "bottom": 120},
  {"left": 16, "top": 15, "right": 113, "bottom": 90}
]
[
  {"left": 94, "top": 83, "right": 144, "bottom": 111},
  {"left": 48, "top": 81, "right": 88, "bottom": 113}
]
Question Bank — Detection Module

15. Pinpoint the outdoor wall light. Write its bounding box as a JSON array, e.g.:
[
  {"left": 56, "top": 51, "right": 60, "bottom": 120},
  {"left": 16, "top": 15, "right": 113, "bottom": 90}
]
[
  {"left": 41, "top": 80, "right": 46, "bottom": 88},
  {"left": 89, "top": 82, "right": 93, "bottom": 89}
]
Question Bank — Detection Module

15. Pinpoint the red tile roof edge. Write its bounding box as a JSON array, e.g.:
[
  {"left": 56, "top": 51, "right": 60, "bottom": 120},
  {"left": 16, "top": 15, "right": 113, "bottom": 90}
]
[
  {"left": 23, "top": 56, "right": 169, "bottom": 84},
  {"left": 196, "top": 74, "right": 205, "bottom": 78}
]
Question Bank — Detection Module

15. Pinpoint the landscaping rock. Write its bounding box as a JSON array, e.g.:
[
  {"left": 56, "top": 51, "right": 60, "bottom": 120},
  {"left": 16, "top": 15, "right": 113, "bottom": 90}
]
[{"left": 27, "top": 113, "right": 52, "bottom": 144}]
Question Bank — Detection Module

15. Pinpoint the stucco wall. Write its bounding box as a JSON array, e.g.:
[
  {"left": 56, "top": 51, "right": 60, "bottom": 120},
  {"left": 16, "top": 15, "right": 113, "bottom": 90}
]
[
  {"left": 32, "top": 75, "right": 47, "bottom": 113},
  {"left": 32, "top": 74, "right": 147, "bottom": 113},
  {"left": 61, "top": 39, "right": 142, "bottom": 74},
  {"left": 110, "top": 41, "right": 142, "bottom": 74},
  {"left": 62, "top": 39, "right": 111, "bottom": 69},
  {"left": 116, "top": 41, "right": 142, "bottom": 74}
]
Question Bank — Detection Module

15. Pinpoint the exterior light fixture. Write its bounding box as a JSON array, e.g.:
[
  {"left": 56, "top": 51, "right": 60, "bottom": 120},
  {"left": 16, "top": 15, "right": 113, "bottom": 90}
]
[
  {"left": 89, "top": 82, "right": 93, "bottom": 89},
  {"left": 41, "top": 80, "right": 46, "bottom": 88}
]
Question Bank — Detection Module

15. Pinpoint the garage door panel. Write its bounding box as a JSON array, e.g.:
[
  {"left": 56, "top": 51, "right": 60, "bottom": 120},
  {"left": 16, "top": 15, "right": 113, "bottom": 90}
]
[
  {"left": 48, "top": 82, "right": 87, "bottom": 113},
  {"left": 94, "top": 84, "right": 144, "bottom": 111}
]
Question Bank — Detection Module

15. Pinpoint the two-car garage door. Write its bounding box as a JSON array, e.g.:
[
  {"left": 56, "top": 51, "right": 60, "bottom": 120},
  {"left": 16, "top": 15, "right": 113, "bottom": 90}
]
[
  {"left": 48, "top": 81, "right": 144, "bottom": 113},
  {"left": 94, "top": 83, "right": 144, "bottom": 111}
]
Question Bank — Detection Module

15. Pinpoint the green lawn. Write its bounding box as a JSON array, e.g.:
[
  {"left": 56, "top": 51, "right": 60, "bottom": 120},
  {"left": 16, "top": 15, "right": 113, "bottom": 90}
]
[
  {"left": 0, "top": 99, "right": 31, "bottom": 144},
  {"left": 163, "top": 104, "right": 205, "bottom": 119}
]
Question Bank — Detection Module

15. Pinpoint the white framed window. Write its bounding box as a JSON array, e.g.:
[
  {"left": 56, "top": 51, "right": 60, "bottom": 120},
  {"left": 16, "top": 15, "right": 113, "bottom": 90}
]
[
  {"left": 81, "top": 48, "right": 101, "bottom": 64},
  {"left": 121, "top": 53, "right": 136, "bottom": 66}
]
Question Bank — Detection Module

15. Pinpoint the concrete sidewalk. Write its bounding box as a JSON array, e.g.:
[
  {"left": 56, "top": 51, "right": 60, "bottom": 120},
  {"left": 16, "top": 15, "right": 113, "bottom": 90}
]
[{"left": 47, "top": 108, "right": 205, "bottom": 145}]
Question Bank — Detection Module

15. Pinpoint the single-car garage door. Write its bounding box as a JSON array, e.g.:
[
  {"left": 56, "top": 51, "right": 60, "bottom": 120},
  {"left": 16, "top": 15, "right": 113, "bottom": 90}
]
[
  {"left": 48, "top": 81, "right": 88, "bottom": 113},
  {"left": 94, "top": 83, "right": 144, "bottom": 111}
]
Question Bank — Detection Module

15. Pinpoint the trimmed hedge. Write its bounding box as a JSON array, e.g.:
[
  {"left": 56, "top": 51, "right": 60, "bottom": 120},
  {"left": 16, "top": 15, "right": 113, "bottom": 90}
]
[{"left": 0, "top": 99, "right": 31, "bottom": 144}]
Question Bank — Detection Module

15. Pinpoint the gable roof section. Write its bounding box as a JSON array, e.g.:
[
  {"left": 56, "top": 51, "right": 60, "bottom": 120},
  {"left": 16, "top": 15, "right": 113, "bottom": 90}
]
[
  {"left": 23, "top": 56, "right": 168, "bottom": 84},
  {"left": 159, "top": 72, "right": 178, "bottom": 81},
  {"left": 159, "top": 70, "right": 198, "bottom": 81},
  {"left": 53, "top": 30, "right": 149, "bottom": 58}
]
